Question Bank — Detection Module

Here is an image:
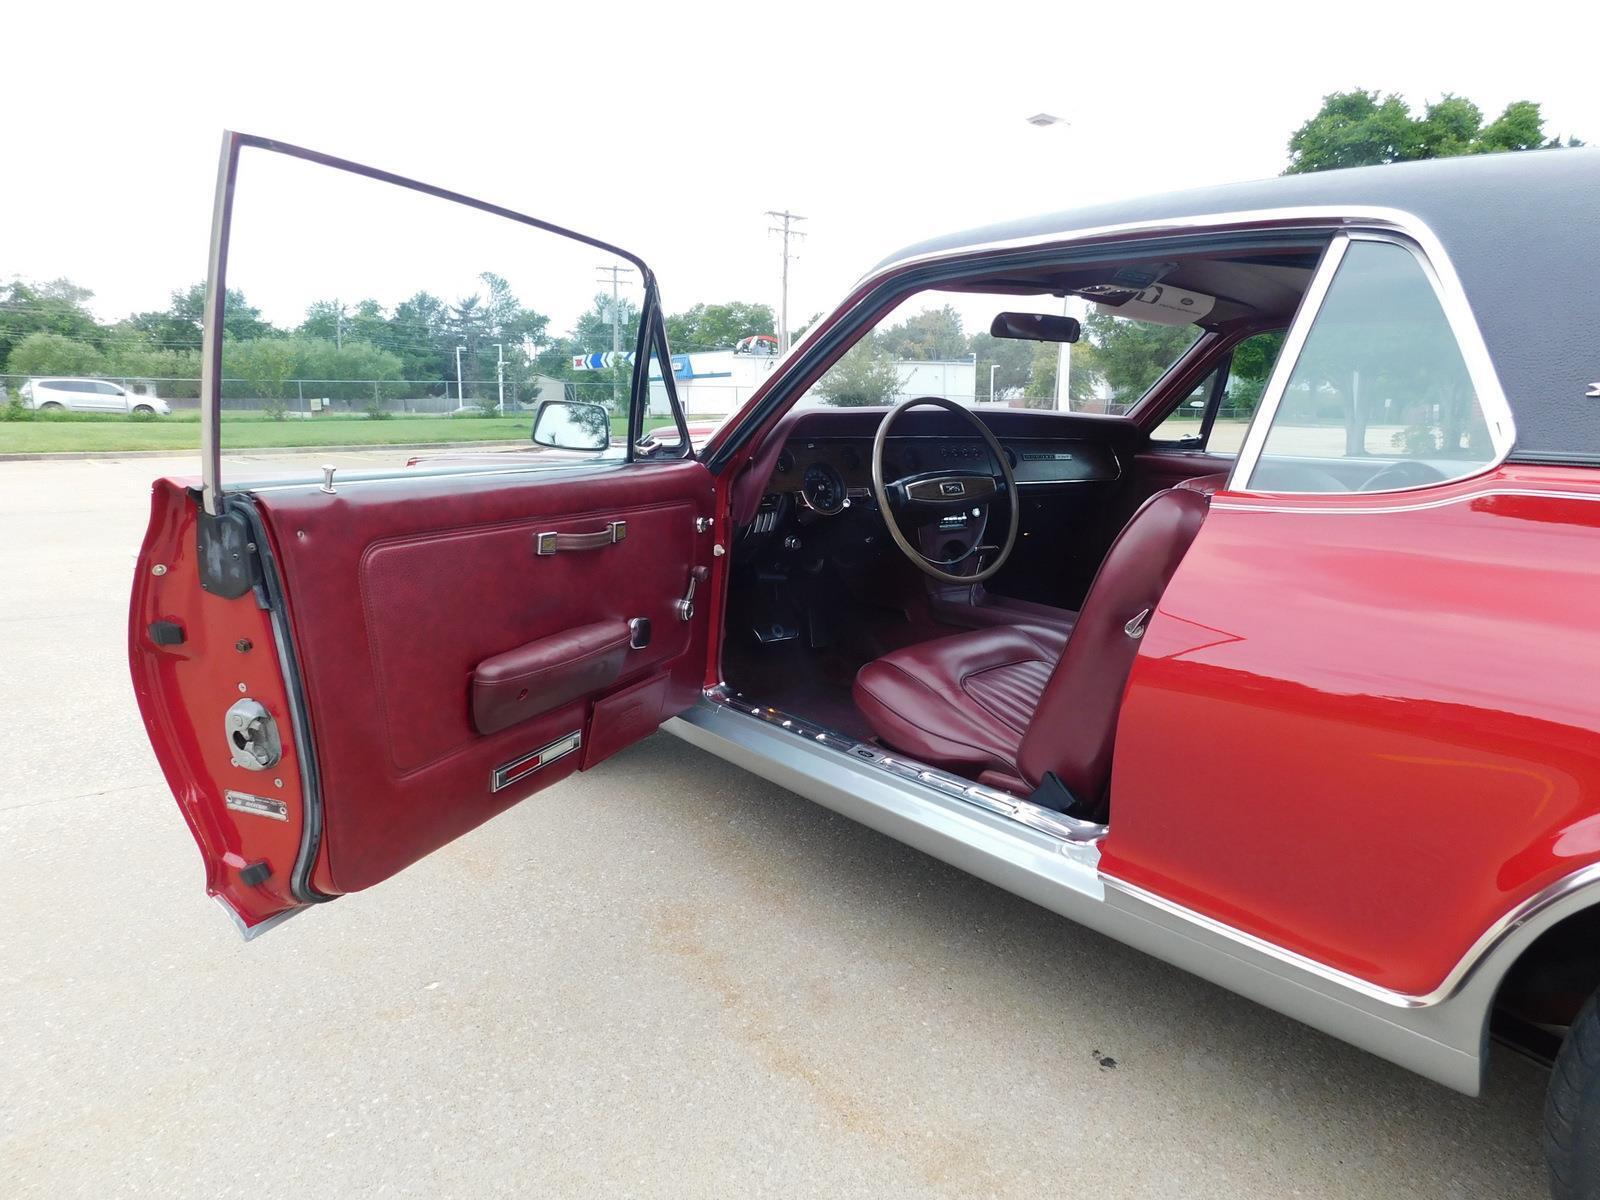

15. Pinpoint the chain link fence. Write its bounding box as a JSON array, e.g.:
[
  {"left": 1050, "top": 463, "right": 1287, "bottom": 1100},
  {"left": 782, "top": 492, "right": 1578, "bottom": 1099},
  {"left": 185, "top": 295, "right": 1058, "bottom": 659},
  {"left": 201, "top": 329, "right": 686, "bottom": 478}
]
[{"left": 0, "top": 373, "right": 635, "bottom": 417}]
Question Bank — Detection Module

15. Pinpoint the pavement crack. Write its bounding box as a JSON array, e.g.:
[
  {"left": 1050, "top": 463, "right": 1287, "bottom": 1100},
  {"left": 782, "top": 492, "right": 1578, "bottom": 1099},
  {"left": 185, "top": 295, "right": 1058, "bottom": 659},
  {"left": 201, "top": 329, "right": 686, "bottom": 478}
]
[{"left": 0, "top": 782, "right": 153, "bottom": 813}]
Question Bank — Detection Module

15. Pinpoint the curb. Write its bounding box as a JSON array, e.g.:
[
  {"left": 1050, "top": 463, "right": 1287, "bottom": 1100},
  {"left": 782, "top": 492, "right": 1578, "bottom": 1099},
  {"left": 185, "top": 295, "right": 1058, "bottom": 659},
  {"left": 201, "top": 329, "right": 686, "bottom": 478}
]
[{"left": 0, "top": 440, "right": 530, "bottom": 463}]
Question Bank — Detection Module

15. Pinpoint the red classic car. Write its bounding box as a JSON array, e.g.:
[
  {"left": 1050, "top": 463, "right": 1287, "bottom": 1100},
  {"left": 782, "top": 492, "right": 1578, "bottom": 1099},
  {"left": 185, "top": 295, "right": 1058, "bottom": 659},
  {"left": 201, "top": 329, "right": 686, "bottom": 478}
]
[{"left": 131, "top": 134, "right": 1600, "bottom": 1198}]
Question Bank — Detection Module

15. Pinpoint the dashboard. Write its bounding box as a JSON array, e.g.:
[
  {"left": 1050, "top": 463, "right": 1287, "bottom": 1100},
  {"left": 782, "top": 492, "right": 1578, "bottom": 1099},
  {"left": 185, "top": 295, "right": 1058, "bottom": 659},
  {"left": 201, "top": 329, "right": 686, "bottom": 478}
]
[{"left": 764, "top": 435, "right": 1122, "bottom": 518}]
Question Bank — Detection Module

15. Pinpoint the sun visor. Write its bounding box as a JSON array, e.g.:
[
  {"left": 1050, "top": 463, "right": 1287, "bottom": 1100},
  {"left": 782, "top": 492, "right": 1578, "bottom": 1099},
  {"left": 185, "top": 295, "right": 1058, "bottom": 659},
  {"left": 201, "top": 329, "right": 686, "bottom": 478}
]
[{"left": 1095, "top": 283, "right": 1215, "bottom": 327}]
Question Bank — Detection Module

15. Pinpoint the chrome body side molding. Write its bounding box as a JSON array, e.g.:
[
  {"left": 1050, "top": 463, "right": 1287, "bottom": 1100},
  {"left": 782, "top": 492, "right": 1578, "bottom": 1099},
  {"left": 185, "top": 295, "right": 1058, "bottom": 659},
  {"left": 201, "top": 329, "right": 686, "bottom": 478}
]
[{"left": 665, "top": 691, "right": 1600, "bottom": 1095}]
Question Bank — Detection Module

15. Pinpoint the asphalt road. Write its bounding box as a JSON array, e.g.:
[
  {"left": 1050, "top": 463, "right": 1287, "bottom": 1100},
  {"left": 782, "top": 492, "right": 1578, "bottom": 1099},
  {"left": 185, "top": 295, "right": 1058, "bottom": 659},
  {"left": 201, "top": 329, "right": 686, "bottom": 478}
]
[{"left": 1, "top": 454, "right": 1553, "bottom": 1199}]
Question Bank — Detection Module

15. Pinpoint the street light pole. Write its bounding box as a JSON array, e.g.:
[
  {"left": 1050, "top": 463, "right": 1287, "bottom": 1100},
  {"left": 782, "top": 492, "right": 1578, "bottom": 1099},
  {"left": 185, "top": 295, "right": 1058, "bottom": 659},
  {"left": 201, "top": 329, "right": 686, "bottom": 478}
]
[
  {"left": 493, "top": 343, "right": 505, "bottom": 414},
  {"left": 989, "top": 363, "right": 999, "bottom": 405},
  {"left": 1023, "top": 113, "right": 1075, "bottom": 412},
  {"left": 454, "top": 345, "right": 467, "bottom": 407}
]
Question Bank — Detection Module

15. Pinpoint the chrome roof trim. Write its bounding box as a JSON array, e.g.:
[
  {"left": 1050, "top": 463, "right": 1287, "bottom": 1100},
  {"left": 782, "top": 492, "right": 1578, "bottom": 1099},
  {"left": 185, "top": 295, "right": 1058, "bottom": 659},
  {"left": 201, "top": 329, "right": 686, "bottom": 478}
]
[{"left": 861, "top": 204, "right": 1413, "bottom": 282}]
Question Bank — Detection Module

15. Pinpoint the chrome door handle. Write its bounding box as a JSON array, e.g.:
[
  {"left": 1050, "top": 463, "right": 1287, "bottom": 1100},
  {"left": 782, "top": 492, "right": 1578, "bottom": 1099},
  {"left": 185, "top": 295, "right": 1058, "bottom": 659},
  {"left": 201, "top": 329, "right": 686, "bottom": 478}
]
[
  {"left": 674, "top": 566, "right": 710, "bottom": 621},
  {"left": 535, "top": 521, "right": 626, "bottom": 556}
]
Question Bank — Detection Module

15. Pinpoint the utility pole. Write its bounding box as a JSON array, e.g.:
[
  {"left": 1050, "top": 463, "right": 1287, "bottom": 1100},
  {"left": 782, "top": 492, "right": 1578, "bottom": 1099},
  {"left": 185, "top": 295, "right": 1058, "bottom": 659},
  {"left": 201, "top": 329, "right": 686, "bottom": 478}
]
[
  {"left": 493, "top": 343, "right": 505, "bottom": 414},
  {"left": 765, "top": 210, "right": 806, "bottom": 354},
  {"left": 596, "top": 264, "right": 635, "bottom": 409},
  {"left": 454, "top": 345, "right": 467, "bottom": 407},
  {"left": 334, "top": 299, "right": 345, "bottom": 350}
]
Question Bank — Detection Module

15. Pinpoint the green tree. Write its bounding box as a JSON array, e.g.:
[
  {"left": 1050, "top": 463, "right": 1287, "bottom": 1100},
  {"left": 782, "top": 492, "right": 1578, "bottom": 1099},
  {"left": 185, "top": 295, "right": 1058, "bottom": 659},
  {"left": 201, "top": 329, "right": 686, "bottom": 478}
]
[
  {"left": 1021, "top": 340, "right": 1103, "bottom": 409},
  {"left": 388, "top": 291, "right": 451, "bottom": 388},
  {"left": 877, "top": 305, "right": 967, "bottom": 360},
  {"left": 227, "top": 339, "right": 296, "bottom": 418},
  {"left": 1286, "top": 90, "right": 1582, "bottom": 174},
  {"left": 665, "top": 301, "right": 775, "bottom": 351},
  {"left": 0, "top": 278, "right": 106, "bottom": 368},
  {"left": 1081, "top": 312, "right": 1197, "bottom": 410},
  {"left": 969, "top": 331, "right": 1035, "bottom": 402},
  {"left": 815, "top": 338, "right": 902, "bottom": 407},
  {"left": 127, "top": 282, "right": 277, "bottom": 352},
  {"left": 1222, "top": 331, "right": 1286, "bottom": 418},
  {"left": 572, "top": 291, "right": 641, "bottom": 353},
  {"left": 5, "top": 330, "right": 106, "bottom": 377}
]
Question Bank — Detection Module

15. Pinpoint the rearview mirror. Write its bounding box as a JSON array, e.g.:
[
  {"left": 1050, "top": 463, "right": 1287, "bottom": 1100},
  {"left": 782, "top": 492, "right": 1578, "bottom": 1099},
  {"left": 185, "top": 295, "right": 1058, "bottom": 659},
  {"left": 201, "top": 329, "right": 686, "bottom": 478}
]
[
  {"left": 989, "top": 311, "right": 1081, "bottom": 343},
  {"left": 531, "top": 400, "right": 611, "bottom": 451}
]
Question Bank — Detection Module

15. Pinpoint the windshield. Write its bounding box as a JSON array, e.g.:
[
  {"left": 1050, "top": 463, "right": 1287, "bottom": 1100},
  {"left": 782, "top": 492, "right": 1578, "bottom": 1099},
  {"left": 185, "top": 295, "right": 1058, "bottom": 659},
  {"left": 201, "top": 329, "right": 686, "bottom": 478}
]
[{"left": 796, "top": 289, "right": 1200, "bottom": 415}]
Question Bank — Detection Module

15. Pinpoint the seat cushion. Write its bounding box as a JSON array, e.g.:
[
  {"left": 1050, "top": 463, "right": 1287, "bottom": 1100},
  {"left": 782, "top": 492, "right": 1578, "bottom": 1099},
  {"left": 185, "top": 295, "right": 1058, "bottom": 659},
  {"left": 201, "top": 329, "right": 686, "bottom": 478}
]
[
  {"left": 852, "top": 623, "right": 1067, "bottom": 775},
  {"left": 926, "top": 584, "right": 1079, "bottom": 638}
]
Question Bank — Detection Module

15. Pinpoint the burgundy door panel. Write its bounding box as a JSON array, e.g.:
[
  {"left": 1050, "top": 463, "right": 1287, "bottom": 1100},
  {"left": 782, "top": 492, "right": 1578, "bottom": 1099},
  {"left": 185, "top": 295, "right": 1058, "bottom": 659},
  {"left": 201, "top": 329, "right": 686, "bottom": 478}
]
[
  {"left": 1101, "top": 450, "right": 1234, "bottom": 543},
  {"left": 254, "top": 458, "right": 714, "bottom": 896},
  {"left": 1128, "top": 449, "right": 1235, "bottom": 500}
]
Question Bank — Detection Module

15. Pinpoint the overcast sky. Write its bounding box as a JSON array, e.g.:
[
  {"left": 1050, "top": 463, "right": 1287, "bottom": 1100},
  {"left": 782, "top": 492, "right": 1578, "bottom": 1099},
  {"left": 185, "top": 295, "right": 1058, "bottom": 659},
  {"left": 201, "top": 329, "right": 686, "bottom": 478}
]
[{"left": 4, "top": 0, "right": 1596, "bottom": 335}]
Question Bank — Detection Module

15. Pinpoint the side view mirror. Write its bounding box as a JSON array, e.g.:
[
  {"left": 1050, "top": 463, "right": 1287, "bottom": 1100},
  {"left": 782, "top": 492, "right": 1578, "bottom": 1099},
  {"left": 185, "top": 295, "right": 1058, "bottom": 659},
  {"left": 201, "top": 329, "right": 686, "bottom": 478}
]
[
  {"left": 990, "top": 311, "right": 1081, "bottom": 343},
  {"left": 531, "top": 399, "right": 611, "bottom": 451}
]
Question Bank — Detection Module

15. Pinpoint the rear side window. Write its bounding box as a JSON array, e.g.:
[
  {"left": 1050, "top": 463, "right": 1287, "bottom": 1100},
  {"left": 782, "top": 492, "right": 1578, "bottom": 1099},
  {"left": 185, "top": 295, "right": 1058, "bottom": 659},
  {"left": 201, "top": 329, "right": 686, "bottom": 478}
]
[{"left": 1248, "top": 239, "right": 1496, "bottom": 493}]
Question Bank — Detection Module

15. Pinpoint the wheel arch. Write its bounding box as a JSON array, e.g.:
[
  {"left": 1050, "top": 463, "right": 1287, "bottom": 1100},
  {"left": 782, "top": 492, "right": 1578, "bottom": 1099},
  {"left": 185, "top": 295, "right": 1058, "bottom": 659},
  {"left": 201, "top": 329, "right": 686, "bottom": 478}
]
[{"left": 1445, "top": 866, "right": 1600, "bottom": 1085}]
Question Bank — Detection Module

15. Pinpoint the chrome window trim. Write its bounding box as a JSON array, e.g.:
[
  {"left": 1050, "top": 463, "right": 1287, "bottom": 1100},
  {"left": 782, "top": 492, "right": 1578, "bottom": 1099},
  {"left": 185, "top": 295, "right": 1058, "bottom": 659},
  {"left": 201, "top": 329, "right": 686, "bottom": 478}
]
[
  {"left": 1212, "top": 485, "right": 1600, "bottom": 517},
  {"left": 1228, "top": 228, "right": 1516, "bottom": 496},
  {"left": 865, "top": 205, "right": 1427, "bottom": 281}
]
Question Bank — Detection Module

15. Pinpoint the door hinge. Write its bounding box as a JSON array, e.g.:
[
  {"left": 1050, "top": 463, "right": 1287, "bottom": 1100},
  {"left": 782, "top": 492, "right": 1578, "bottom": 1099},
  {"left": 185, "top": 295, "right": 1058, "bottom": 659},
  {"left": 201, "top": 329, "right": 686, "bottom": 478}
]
[{"left": 197, "top": 505, "right": 262, "bottom": 600}]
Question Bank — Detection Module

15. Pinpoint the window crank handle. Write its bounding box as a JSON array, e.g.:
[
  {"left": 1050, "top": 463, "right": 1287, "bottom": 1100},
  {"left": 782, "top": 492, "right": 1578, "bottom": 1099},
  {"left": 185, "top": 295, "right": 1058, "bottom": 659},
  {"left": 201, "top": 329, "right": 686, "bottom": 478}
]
[{"left": 674, "top": 565, "right": 710, "bottom": 622}]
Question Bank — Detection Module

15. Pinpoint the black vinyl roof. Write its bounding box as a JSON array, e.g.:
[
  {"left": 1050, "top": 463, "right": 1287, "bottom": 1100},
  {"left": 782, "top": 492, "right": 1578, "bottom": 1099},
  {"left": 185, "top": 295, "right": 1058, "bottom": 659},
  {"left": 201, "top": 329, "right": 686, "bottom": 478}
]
[{"left": 878, "top": 150, "right": 1600, "bottom": 463}]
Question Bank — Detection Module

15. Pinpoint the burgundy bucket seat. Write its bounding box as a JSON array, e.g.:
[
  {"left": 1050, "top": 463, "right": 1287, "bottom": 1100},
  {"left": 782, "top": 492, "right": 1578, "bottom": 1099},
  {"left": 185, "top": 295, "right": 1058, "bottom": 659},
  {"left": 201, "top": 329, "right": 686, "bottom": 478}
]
[{"left": 852, "top": 487, "right": 1210, "bottom": 814}]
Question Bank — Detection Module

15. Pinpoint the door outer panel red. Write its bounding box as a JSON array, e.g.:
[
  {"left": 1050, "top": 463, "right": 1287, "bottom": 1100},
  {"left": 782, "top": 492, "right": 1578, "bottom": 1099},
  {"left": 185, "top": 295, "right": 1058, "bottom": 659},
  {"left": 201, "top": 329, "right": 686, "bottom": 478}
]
[
  {"left": 129, "top": 479, "right": 312, "bottom": 928},
  {"left": 254, "top": 458, "right": 715, "bottom": 896},
  {"left": 1104, "top": 464, "right": 1600, "bottom": 994}
]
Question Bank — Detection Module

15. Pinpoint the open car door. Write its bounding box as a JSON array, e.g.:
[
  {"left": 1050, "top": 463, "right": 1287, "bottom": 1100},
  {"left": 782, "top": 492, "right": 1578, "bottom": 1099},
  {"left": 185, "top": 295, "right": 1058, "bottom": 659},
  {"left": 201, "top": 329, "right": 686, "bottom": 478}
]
[{"left": 129, "top": 134, "right": 716, "bottom": 936}]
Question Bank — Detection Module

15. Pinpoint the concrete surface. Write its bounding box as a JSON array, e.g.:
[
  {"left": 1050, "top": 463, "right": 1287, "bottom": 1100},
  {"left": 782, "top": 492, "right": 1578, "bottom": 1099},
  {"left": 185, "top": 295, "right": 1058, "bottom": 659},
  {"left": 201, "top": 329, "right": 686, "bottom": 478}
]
[{"left": 0, "top": 454, "right": 1552, "bottom": 1199}]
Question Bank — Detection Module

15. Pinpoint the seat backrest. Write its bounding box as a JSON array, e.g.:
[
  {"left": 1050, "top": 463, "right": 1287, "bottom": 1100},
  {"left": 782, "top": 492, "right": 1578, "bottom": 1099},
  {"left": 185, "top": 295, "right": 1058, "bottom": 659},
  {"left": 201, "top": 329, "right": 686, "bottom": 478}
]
[{"left": 1017, "top": 487, "right": 1209, "bottom": 810}]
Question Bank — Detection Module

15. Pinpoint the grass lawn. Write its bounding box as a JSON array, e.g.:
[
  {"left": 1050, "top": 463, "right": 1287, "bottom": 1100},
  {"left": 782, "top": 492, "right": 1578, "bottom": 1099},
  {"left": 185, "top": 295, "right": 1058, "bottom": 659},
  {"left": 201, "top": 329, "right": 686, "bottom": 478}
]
[{"left": 0, "top": 411, "right": 668, "bottom": 454}]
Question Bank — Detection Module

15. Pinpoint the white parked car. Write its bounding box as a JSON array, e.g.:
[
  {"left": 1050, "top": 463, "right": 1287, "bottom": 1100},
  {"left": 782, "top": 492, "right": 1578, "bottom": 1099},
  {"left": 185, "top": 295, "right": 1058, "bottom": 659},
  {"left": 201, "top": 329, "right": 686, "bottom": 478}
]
[{"left": 19, "top": 377, "right": 170, "bottom": 416}]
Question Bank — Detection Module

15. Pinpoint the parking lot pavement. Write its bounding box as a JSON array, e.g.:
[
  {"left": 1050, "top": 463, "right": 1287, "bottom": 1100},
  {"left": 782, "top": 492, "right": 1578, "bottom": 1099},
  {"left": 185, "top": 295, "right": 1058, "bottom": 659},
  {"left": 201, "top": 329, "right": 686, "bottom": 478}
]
[{"left": 0, "top": 455, "right": 1552, "bottom": 1199}]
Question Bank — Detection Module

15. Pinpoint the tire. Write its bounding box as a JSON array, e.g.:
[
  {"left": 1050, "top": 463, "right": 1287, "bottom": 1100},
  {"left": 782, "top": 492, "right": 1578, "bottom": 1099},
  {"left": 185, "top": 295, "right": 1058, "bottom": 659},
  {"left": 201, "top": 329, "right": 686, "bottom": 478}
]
[
  {"left": 131, "top": 405, "right": 155, "bottom": 417},
  {"left": 1545, "top": 988, "right": 1600, "bottom": 1198},
  {"left": 39, "top": 401, "right": 65, "bottom": 411}
]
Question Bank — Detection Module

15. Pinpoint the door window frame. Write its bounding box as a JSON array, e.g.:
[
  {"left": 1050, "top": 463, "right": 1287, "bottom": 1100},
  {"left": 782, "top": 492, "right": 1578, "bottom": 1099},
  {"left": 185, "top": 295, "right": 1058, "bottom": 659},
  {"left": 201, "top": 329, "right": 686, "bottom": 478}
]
[
  {"left": 197, "top": 130, "right": 686, "bottom": 516},
  {"left": 1143, "top": 324, "right": 1287, "bottom": 454},
  {"left": 1228, "top": 229, "right": 1516, "bottom": 496}
]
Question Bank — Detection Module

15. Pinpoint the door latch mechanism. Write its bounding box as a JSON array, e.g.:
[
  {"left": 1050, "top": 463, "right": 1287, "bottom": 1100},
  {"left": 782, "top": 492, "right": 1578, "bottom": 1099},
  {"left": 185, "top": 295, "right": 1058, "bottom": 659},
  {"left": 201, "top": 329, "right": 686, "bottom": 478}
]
[
  {"left": 225, "top": 698, "right": 282, "bottom": 771},
  {"left": 674, "top": 566, "right": 710, "bottom": 622}
]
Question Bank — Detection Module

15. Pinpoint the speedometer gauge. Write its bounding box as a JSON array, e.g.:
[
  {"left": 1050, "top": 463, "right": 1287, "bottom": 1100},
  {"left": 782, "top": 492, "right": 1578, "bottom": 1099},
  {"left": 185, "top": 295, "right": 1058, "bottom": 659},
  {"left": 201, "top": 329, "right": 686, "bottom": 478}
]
[{"left": 800, "top": 463, "right": 847, "bottom": 515}]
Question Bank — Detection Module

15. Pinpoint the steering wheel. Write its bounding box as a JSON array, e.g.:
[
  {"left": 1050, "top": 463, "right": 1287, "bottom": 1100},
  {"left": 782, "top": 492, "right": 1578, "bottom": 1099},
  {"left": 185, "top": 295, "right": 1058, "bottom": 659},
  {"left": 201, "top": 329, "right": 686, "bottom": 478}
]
[
  {"left": 1359, "top": 460, "right": 1447, "bottom": 492},
  {"left": 870, "top": 396, "right": 1020, "bottom": 584}
]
